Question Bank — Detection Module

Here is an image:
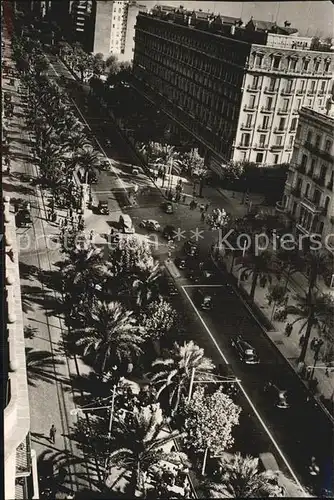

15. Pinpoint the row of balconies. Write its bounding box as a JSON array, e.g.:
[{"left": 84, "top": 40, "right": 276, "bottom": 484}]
[
  {"left": 248, "top": 85, "right": 329, "bottom": 94},
  {"left": 290, "top": 189, "right": 328, "bottom": 214},
  {"left": 244, "top": 104, "right": 300, "bottom": 115},
  {"left": 296, "top": 164, "right": 333, "bottom": 189},
  {"left": 304, "top": 141, "right": 333, "bottom": 162}
]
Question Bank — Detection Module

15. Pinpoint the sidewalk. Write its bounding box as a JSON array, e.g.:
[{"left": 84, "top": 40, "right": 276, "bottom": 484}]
[
  {"left": 3, "top": 42, "right": 102, "bottom": 497},
  {"left": 213, "top": 250, "right": 334, "bottom": 422}
]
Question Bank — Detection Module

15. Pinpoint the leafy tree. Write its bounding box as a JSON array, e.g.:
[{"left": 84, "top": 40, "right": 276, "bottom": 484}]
[
  {"left": 266, "top": 284, "right": 287, "bottom": 307},
  {"left": 33, "top": 54, "right": 50, "bottom": 76},
  {"left": 108, "top": 236, "right": 154, "bottom": 277},
  {"left": 140, "top": 297, "right": 176, "bottom": 341},
  {"left": 180, "top": 385, "right": 241, "bottom": 457},
  {"left": 72, "top": 148, "right": 102, "bottom": 182},
  {"left": 106, "top": 403, "right": 188, "bottom": 497},
  {"left": 203, "top": 453, "right": 285, "bottom": 497},
  {"left": 75, "top": 301, "right": 144, "bottom": 373},
  {"left": 92, "top": 52, "right": 106, "bottom": 75},
  {"left": 149, "top": 341, "right": 216, "bottom": 414},
  {"left": 61, "top": 245, "right": 107, "bottom": 293},
  {"left": 285, "top": 290, "right": 334, "bottom": 363}
]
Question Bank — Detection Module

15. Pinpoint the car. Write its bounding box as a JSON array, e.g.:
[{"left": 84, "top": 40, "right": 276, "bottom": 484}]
[
  {"left": 100, "top": 159, "right": 110, "bottom": 170},
  {"left": 183, "top": 240, "right": 199, "bottom": 257},
  {"left": 131, "top": 165, "right": 143, "bottom": 175},
  {"left": 162, "top": 201, "right": 174, "bottom": 214},
  {"left": 162, "top": 225, "right": 176, "bottom": 241},
  {"left": 175, "top": 257, "right": 187, "bottom": 269},
  {"left": 98, "top": 200, "right": 109, "bottom": 215},
  {"left": 196, "top": 289, "right": 213, "bottom": 310},
  {"left": 140, "top": 219, "right": 161, "bottom": 231},
  {"left": 264, "top": 382, "right": 290, "bottom": 409},
  {"left": 166, "top": 280, "right": 178, "bottom": 296},
  {"left": 16, "top": 209, "right": 32, "bottom": 228},
  {"left": 231, "top": 335, "right": 259, "bottom": 364},
  {"left": 88, "top": 171, "right": 98, "bottom": 183}
]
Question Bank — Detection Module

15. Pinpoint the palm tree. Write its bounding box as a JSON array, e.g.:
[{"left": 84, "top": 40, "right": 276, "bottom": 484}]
[
  {"left": 238, "top": 249, "right": 277, "bottom": 301},
  {"left": 275, "top": 247, "right": 304, "bottom": 292},
  {"left": 303, "top": 249, "right": 333, "bottom": 292},
  {"left": 286, "top": 290, "right": 334, "bottom": 363},
  {"left": 75, "top": 301, "right": 144, "bottom": 373},
  {"left": 25, "top": 348, "right": 64, "bottom": 387},
  {"left": 106, "top": 403, "right": 188, "bottom": 497},
  {"left": 149, "top": 341, "right": 215, "bottom": 414},
  {"left": 203, "top": 453, "right": 285, "bottom": 498},
  {"left": 132, "top": 262, "right": 161, "bottom": 307},
  {"left": 72, "top": 148, "right": 102, "bottom": 183},
  {"left": 62, "top": 132, "right": 91, "bottom": 155}
]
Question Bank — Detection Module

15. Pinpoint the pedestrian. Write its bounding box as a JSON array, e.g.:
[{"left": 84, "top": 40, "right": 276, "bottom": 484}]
[
  {"left": 310, "top": 338, "right": 316, "bottom": 351},
  {"left": 285, "top": 323, "right": 293, "bottom": 337},
  {"left": 49, "top": 424, "right": 56, "bottom": 443},
  {"left": 48, "top": 210, "right": 53, "bottom": 221},
  {"left": 89, "top": 229, "right": 94, "bottom": 241},
  {"left": 205, "top": 202, "right": 210, "bottom": 211},
  {"left": 6, "top": 164, "right": 11, "bottom": 174},
  {"left": 308, "top": 456, "right": 320, "bottom": 476},
  {"left": 201, "top": 211, "right": 205, "bottom": 221},
  {"left": 305, "top": 366, "right": 312, "bottom": 380},
  {"left": 299, "top": 334, "right": 305, "bottom": 347}
]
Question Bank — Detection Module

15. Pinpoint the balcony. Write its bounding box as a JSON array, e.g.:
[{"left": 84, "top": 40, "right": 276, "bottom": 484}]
[
  {"left": 264, "top": 86, "right": 277, "bottom": 94},
  {"left": 296, "top": 164, "right": 306, "bottom": 174},
  {"left": 247, "top": 85, "right": 260, "bottom": 92},
  {"left": 274, "top": 127, "right": 286, "bottom": 133},
  {"left": 244, "top": 105, "right": 256, "bottom": 112},
  {"left": 260, "top": 106, "right": 273, "bottom": 113},
  {"left": 277, "top": 108, "right": 290, "bottom": 115},
  {"left": 307, "top": 90, "right": 316, "bottom": 96},
  {"left": 253, "top": 143, "right": 268, "bottom": 149},
  {"left": 281, "top": 88, "right": 295, "bottom": 96},
  {"left": 257, "top": 126, "right": 270, "bottom": 132},
  {"left": 304, "top": 141, "right": 333, "bottom": 162},
  {"left": 313, "top": 175, "right": 326, "bottom": 188},
  {"left": 296, "top": 88, "right": 305, "bottom": 95},
  {"left": 240, "top": 123, "right": 253, "bottom": 131},
  {"left": 238, "top": 142, "right": 251, "bottom": 149},
  {"left": 275, "top": 201, "right": 286, "bottom": 212},
  {"left": 271, "top": 144, "right": 285, "bottom": 150},
  {"left": 292, "top": 108, "right": 300, "bottom": 115},
  {"left": 291, "top": 187, "right": 301, "bottom": 197},
  {"left": 301, "top": 196, "right": 322, "bottom": 213}
]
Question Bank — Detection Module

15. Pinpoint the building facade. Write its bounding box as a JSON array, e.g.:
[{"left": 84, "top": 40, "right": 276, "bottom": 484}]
[
  {"left": 4, "top": 197, "right": 39, "bottom": 500},
  {"left": 132, "top": 9, "right": 334, "bottom": 176},
  {"left": 283, "top": 105, "right": 334, "bottom": 278},
  {"left": 93, "top": 0, "right": 146, "bottom": 61}
]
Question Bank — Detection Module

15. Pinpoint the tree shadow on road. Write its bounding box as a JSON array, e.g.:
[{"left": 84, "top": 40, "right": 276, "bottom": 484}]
[
  {"left": 66, "top": 371, "right": 111, "bottom": 406},
  {"left": 2, "top": 180, "right": 34, "bottom": 196},
  {"left": 25, "top": 347, "right": 65, "bottom": 387},
  {"left": 19, "top": 261, "right": 40, "bottom": 281}
]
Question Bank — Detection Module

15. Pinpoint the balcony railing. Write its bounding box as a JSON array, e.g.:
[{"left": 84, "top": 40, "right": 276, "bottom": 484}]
[
  {"left": 257, "top": 126, "right": 270, "bottom": 132},
  {"left": 305, "top": 141, "right": 333, "bottom": 162},
  {"left": 264, "top": 87, "right": 277, "bottom": 94},
  {"left": 292, "top": 108, "right": 300, "bottom": 115},
  {"left": 253, "top": 143, "right": 268, "bottom": 149},
  {"left": 301, "top": 196, "right": 322, "bottom": 213},
  {"left": 313, "top": 175, "right": 326, "bottom": 187},
  {"left": 240, "top": 123, "right": 253, "bottom": 130},
  {"left": 307, "top": 90, "right": 316, "bottom": 96},
  {"left": 260, "top": 106, "right": 274, "bottom": 113},
  {"left": 247, "top": 85, "right": 260, "bottom": 92},
  {"left": 271, "top": 144, "right": 285, "bottom": 150},
  {"left": 238, "top": 142, "right": 251, "bottom": 148},
  {"left": 291, "top": 187, "right": 301, "bottom": 197},
  {"left": 296, "top": 88, "right": 305, "bottom": 95},
  {"left": 274, "top": 127, "right": 286, "bottom": 133},
  {"left": 281, "top": 89, "right": 295, "bottom": 96},
  {"left": 277, "top": 108, "right": 290, "bottom": 115},
  {"left": 244, "top": 105, "right": 256, "bottom": 112}
]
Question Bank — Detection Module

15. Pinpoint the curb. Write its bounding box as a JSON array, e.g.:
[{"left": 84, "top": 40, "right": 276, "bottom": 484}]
[{"left": 210, "top": 254, "right": 334, "bottom": 425}]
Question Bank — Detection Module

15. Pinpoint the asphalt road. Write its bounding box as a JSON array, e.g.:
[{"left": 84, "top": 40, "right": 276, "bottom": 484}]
[{"left": 44, "top": 54, "right": 333, "bottom": 496}]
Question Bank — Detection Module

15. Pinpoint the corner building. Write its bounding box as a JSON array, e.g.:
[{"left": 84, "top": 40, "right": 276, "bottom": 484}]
[{"left": 132, "top": 10, "right": 334, "bottom": 176}]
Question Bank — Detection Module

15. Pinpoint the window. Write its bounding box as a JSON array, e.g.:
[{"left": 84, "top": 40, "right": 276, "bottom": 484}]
[
  {"left": 252, "top": 75, "right": 259, "bottom": 89},
  {"left": 315, "top": 134, "right": 321, "bottom": 148},
  {"left": 309, "top": 158, "right": 316, "bottom": 175},
  {"left": 273, "top": 154, "right": 279, "bottom": 164},
  {"left": 112, "top": 23, "right": 115, "bottom": 27},
  {"left": 286, "top": 80, "right": 293, "bottom": 92},
  {"left": 278, "top": 117, "right": 286, "bottom": 130},
  {"left": 259, "top": 134, "right": 266, "bottom": 146},
  {"left": 313, "top": 189, "right": 321, "bottom": 204},
  {"left": 324, "top": 196, "right": 330, "bottom": 213},
  {"left": 321, "top": 81, "right": 326, "bottom": 92},
  {"left": 276, "top": 135, "right": 283, "bottom": 146},
  {"left": 303, "top": 59, "right": 310, "bottom": 71},
  {"left": 320, "top": 165, "right": 327, "bottom": 181},
  {"left": 310, "top": 80, "right": 316, "bottom": 92},
  {"left": 289, "top": 58, "right": 297, "bottom": 71},
  {"left": 249, "top": 95, "right": 256, "bottom": 108},
  {"left": 299, "top": 80, "right": 305, "bottom": 92},
  {"left": 290, "top": 118, "right": 297, "bottom": 131},
  {"left": 305, "top": 184, "right": 310, "bottom": 198},
  {"left": 273, "top": 56, "right": 281, "bottom": 69},
  {"left": 301, "top": 154, "right": 308, "bottom": 169},
  {"left": 296, "top": 98, "right": 302, "bottom": 109},
  {"left": 306, "top": 130, "right": 313, "bottom": 143},
  {"left": 282, "top": 98, "right": 289, "bottom": 111},
  {"left": 269, "top": 77, "right": 276, "bottom": 91},
  {"left": 256, "top": 54, "right": 263, "bottom": 67},
  {"left": 325, "top": 139, "right": 332, "bottom": 152},
  {"left": 314, "top": 60, "right": 320, "bottom": 72},
  {"left": 262, "top": 115, "right": 269, "bottom": 129},
  {"left": 241, "top": 133, "right": 250, "bottom": 146},
  {"left": 266, "top": 96, "right": 273, "bottom": 110},
  {"left": 325, "top": 61, "right": 330, "bottom": 72},
  {"left": 256, "top": 152, "right": 264, "bottom": 163},
  {"left": 246, "top": 114, "right": 252, "bottom": 127}
]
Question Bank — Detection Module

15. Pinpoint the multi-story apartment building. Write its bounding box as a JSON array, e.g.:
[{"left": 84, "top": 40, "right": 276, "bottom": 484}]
[
  {"left": 69, "top": 0, "right": 96, "bottom": 50},
  {"left": 4, "top": 197, "right": 39, "bottom": 499},
  {"left": 283, "top": 105, "right": 334, "bottom": 284},
  {"left": 93, "top": 0, "right": 146, "bottom": 61},
  {"left": 132, "top": 8, "right": 334, "bottom": 176}
]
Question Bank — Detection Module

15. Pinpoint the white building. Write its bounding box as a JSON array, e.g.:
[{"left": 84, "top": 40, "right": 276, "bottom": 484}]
[{"left": 282, "top": 104, "right": 334, "bottom": 286}]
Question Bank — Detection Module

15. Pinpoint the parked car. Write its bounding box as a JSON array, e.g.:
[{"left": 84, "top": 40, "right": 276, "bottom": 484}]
[
  {"left": 88, "top": 170, "right": 98, "bottom": 183},
  {"left": 162, "top": 201, "right": 174, "bottom": 214},
  {"left": 98, "top": 200, "right": 109, "bottom": 215},
  {"left": 183, "top": 240, "right": 199, "bottom": 257},
  {"left": 162, "top": 225, "right": 176, "bottom": 241},
  {"left": 264, "top": 382, "right": 290, "bottom": 409},
  {"left": 140, "top": 219, "right": 161, "bottom": 231},
  {"left": 16, "top": 209, "right": 32, "bottom": 228},
  {"left": 231, "top": 335, "right": 260, "bottom": 364},
  {"left": 196, "top": 289, "right": 213, "bottom": 310},
  {"left": 119, "top": 214, "right": 134, "bottom": 234}
]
